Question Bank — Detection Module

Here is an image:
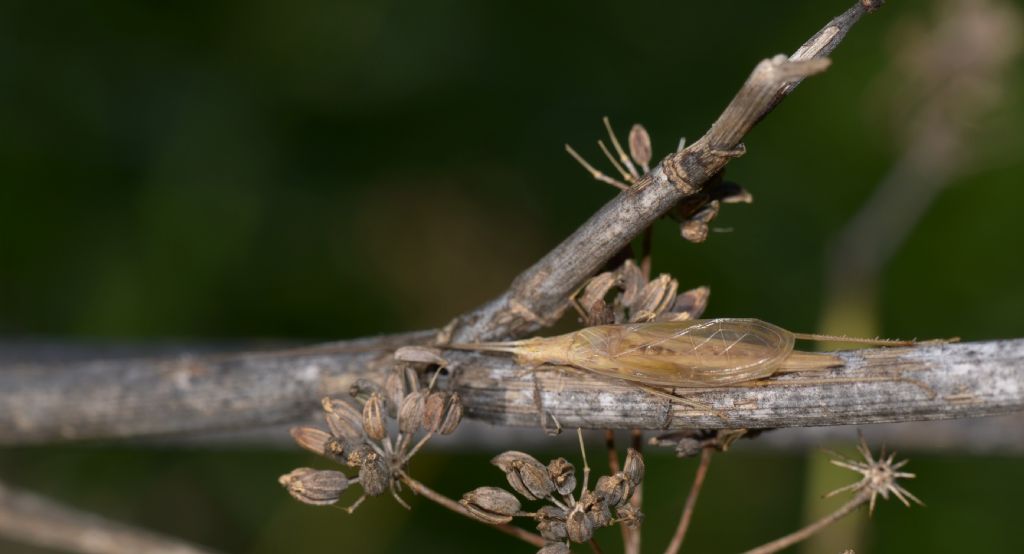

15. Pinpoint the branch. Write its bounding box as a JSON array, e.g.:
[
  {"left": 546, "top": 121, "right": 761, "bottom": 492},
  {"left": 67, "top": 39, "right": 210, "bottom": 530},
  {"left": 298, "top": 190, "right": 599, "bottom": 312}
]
[
  {"left": 449, "top": 0, "right": 881, "bottom": 342},
  {"left": 453, "top": 339, "right": 1024, "bottom": 430},
  {"left": 3, "top": 337, "right": 1022, "bottom": 444},
  {"left": 0, "top": 481, "right": 219, "bottom": 554}
]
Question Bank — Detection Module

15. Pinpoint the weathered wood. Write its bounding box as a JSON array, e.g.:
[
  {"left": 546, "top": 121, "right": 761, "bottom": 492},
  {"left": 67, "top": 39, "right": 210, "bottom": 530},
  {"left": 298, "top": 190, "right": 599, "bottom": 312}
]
[
  {"left": 454, "top": 339, "right": 1024, "bottom": 429},
  {"left": 2, "top": 337, "right": 1021, "bottom": 444},
  {"left": 0, "top": 331, "right": 432, "bottom": 444},
  {"left": 449, "top": 1, "right": 878, "bottom": 343}
]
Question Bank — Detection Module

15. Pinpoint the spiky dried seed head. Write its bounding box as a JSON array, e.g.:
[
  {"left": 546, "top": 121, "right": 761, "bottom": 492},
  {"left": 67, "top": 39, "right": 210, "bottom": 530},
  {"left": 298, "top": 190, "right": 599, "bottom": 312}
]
[
  {"left": 358, "top": 453, "right": 390, "bottom": 496},
  {"left": 492, "top": 451, "right": 556, "bottom": 500},
  {"left": 547, "top": 457, "right": 577, "bottom": 496},
  {"left": 398, "top": 390, "right": 427, "bottom": 434},
  {"left": 565, "top": 503, "right": 594, "bottom": 543},
  {"left": 290, "top": 426, "right": 330, "bottom": 456},
  {"left": 362, "top": 392, "right": 388, "bottom": 441},
  {"left": 628, "top": 124, "right": 652, "bottom": 171},
  {"left": 437, "top": 392, "right": 463, "bottom": 435},
  {"left": 534, "top": 505, "right": 568, "bottom": 542},
  {"left": 460, "top": 487, "right": 521, "bottom": 524},
  {"left": 279, "top": 468, "right": 349, "bottom": 506},
  {"left": 623, "top": 448, "right": 645, "bottom": 486},
  {"left": 322, "top": 397, "right": 365, "bottom": 442}
]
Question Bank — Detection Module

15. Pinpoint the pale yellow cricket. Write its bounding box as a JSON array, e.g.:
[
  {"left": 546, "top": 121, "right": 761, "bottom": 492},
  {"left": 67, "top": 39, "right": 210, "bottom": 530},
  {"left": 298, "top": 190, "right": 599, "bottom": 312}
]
[{"left": 449, "top": 318, "right": 918, "bottom": 388}]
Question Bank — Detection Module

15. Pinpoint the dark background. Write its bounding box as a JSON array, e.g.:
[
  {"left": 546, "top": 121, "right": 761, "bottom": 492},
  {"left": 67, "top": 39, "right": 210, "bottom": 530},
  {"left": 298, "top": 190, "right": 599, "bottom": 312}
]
[{"left": 2, "top": 0, "right": 1023, "bottom": 552}]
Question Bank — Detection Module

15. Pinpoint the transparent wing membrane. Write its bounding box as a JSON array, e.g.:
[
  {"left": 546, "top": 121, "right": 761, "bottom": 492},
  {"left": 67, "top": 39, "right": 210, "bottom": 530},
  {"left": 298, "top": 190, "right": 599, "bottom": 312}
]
[{"left": 566, "top": 319, "right": 796, "bottom": 387}]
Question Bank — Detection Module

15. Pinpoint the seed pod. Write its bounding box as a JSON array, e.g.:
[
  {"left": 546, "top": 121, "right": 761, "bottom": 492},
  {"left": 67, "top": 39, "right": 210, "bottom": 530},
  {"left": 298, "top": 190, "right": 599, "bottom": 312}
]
[
  {"left": 491, "top": 451, "right": 556, "bottom": 501},
  {"left": 323, "top": 436, "right": 355, "bottom": 464},
  {"left": 362, "top": 393, "right": 388, "bottom": 441},
  {"left": 594, "top": 473, "right": 633, "bottom": 508},
  {"left": 404, "top": 367, "right": 421, "bottom": 394},
  {"left": 349, "top": 378, "right": 385, "bottom": 404},
  {"left": 628, "top": 124, "right": 652, "bottom": 171},
  {"left": 322, "top": 397, "right": 365, "bottom": 442},
  {"left": 384, "top": 369, "right": 407, "bottom": 418},
  {"left": 615, "top": 504, "right": 644, "bottom": 528},
  {"left": 437, "top": 392, "right": 463, "bottom": 435},
  {"left": 422, "top": 392, "right": 448, "bottom": 433},
  {"left": 358, "top": 453, "right": 389, "bottom": 496},
  {"left": 398, "top": 390, "right": 427, "bottom": 434},
  {"left": 345, "top": 443, "right": 376, "bottom": 468},
  {"left": 537, "top": 543, "right": 571, "bottom": 554},
  {"left": 279, "top": 468, "right": 349, "bottom": 506},
  {"left": 534, "top": 505, "right": 567, "bottom": 542},
  {"left": 394, "top": 345, "right": 447, "bottom": 367},
  {"left": 623, "top": 448, "right": 645, "bottom": 486},
  {"left": 289, "top": 426, "right": 330, "bottom": 456},
  {"left": 547, "top": 457, "right": 577, "bottom": 496},
  {"left": 460, "top": 487, "right": 521, "bottom": 525},
  {"left": 565, "top": 503, "right": 594, "bottom": 543},
  {"left": 579, "top": 489, "right": 612, "bottom": 528}
]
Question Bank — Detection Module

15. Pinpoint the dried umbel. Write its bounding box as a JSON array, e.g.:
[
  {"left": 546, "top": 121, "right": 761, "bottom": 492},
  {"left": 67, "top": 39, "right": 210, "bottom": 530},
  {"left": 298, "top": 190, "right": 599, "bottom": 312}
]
[
  {"left": 571, "top": 259, "right": 709, "bottom": 327},
  {"left": 280, "top": 350, "right": 462, "bottom": 514},
  {"left": 461, "top": 433, "right": 646, "bottom": 551}
]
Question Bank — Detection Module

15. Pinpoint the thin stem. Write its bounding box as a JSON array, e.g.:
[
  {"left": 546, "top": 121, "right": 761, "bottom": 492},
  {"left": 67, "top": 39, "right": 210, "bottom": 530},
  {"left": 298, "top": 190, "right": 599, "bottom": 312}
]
[
  {"left": 401, "top": 431, "right": 434, "bottom": 464},
  {"left": 578, "top": 428, "right": 591, "bottom": 493},
  {"left": 605, "top": 430, "right": 633, "bottom": 553},
  {"left": 398, "top": 471, "right": 546, "bottom": 548},
  {"left": 664, "top": 447, "right": 714, "bottom": 554},
  {"left": 588, "top": 538, "right": 605, "bottom": 554},
  {"left": 741, "top": 490, "right": 870, "bottom": 554},
  {"left": 626, "top": 430, "right": 644, "bottom": 554}
]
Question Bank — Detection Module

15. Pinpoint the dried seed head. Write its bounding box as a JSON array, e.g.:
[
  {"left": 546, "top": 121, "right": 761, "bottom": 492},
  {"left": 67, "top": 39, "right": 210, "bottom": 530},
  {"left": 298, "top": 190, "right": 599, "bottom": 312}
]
[
  {"left": 384, "top": 369, "right": 407, "bottom": 418},
  {"left": 630, "top": 274, "right": 678, "bottom": 322},
  {"left": 492, "top": 451, "right": 556, "bottom": 501},
  {"left": 345, "top": 443, "right": 376, "bottom": 468},
  {"left": 580, "top": 489, "right": 613, "bottom": 528},
  {"left": 680, "top": 200, "right": 720, "bottom": 243},
  {"left": 460, "top": 487, "right": 521, "bottom": 525},
  {"left": 437, "top": 392, "right": 463, "bottom": 435},
  {"left": 615, "top": 503, "right": 644, "bottom": 528},
  {"left": 279, "top": 468, "right": 349, "bottom": 506},
  {"left": 394, "top": 345, "right": 447, "bottom": 367},
  {"left": 537, "top": 543, "right": 571, "bottom": 554},
  {"left": 534, "top": 505, "right": 568, "bottom": 542},
  {"left": 322, "top": 397, "right": 365, "bottom": 442},
  {"left": 547, "top": 457, "right": 577, "bottom": 496},
  {"left": 323, "top": 436, "right": 354, "bottom": 464},
  {"left": 289, "top": 426, "right": 330, "bottom": 456},
  {"left": 623, "top": 448, "right": 645, "bottom": 486},
  {"left": 357, "top": 453, "right": 390, "bottom": 496},
  {"left": 619, "top": 259, "right": 646, "bottom": 307},
  {"left": 662, "top": 286, "right": 710, "bottom": 321},
  {"left": 628, "top": 124, "right": 652, "bottom": 171},
  {"left": 594, "top": 473, "right": 633, "bottom": 508},
  {"left": 422, "top": 392, "right": 448, "bottom": 433},
  {"left": 565, "top": 503, "right": 594, "bottom": 543},
  {"left": 349, "top": 378, "right": 385, "bottom": 404},
  {"left": 404, "top": 367, "right": 421, "bottom": 394},
  {"left": 398, "top": 390, "right": 427, "bottom": 434},
  {"left": 362, "top": 392, "right": 388, "bottom": 441}
]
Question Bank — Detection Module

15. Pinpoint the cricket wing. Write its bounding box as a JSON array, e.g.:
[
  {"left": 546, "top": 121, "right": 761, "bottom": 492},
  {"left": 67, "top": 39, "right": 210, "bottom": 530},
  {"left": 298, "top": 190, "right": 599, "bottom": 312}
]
[{"left": 566, "top": 319, "right": 795, "bottom": 387}]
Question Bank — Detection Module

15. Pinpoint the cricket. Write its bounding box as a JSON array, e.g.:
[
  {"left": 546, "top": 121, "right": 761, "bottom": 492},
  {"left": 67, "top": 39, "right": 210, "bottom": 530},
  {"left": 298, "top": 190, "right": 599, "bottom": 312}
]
[{"left": 447, "top": 318, "right": 919, "bottom": 389}]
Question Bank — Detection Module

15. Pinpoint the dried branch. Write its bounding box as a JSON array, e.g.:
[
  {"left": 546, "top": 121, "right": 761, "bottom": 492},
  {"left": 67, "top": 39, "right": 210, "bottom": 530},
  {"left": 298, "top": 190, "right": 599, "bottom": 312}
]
[
  {"left": 449, "top": 0, "right": 881, "bottom": 343},
  {"left": 0, "top": 481, "right": 219, "bottom": 554},
  {"left": 3, "top": 336, "right": 1023, "bottom": 444}
]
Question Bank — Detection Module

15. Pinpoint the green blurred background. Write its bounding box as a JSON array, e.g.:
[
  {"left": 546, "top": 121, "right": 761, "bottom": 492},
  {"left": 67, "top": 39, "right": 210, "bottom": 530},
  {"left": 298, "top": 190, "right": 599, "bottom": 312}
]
[{"left": 2, "top": 0, "right": 1023, "bottom": 552}]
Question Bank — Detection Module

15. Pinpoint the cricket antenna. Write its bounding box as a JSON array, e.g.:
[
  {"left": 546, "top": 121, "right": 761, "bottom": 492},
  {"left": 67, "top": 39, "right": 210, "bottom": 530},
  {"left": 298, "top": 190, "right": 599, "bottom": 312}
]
[{"left": 444, "top": 340, "right": 524, "bottom": 355}]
